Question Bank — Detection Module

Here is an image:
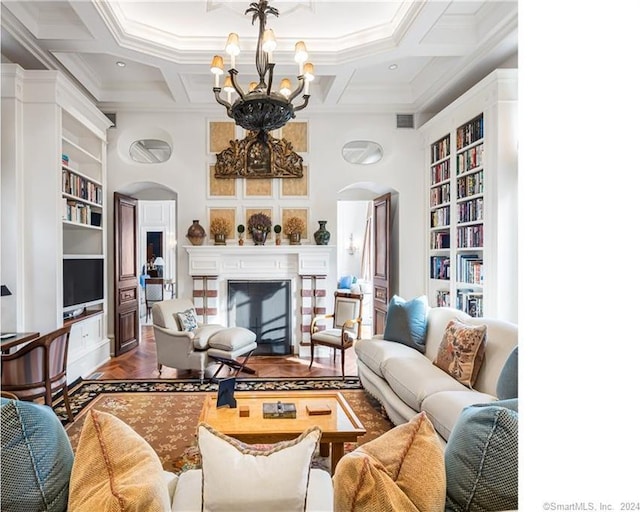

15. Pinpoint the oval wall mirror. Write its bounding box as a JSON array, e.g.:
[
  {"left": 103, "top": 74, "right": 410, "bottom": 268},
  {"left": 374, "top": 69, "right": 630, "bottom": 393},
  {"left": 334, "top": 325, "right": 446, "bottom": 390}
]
[
  {"left": 341, "top": 140, "right": 384, "bottom": 165},
  {"left": 129, "top": 139, "right": 172, "bottom": 163}
]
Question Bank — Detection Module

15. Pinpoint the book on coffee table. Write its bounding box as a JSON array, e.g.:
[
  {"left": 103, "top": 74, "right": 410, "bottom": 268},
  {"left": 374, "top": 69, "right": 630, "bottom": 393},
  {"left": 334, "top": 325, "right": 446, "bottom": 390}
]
[
  {"left": 306, "top": 404, "right": 331, "bottom": 415},
  {"left": 262, "top": 401, "right": 296, "bottom": 419}
]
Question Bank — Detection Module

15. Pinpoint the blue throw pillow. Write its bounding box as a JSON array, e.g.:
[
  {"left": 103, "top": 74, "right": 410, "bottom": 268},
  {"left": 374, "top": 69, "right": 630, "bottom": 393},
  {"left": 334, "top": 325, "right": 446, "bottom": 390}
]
[
  {"left": 445, "top": 399, "right": 518, "bottom": 512},
  {"left": 1, "top": 398, "right": 74, "bottom": 512},
  {"left": 338, "top": 275, "right": 355, "bottom": 290},
  {"left": 383, "top": 295, "right": 429, "bottom": 350},
  {"left": 497, "top": 346, "right": 518, "bottom": 400}
]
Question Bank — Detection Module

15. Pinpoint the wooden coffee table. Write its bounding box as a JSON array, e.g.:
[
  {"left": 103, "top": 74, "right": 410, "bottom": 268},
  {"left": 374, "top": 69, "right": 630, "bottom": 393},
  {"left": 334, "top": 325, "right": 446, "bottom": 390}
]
[{"left": 199, "top": 390, "right": 366, "bottom": 474}]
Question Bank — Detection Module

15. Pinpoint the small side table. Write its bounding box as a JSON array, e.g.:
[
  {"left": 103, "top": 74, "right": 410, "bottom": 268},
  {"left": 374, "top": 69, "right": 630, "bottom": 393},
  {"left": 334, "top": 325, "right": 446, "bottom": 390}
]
[{"left": 0, "top": 332, "right": 40, "bottom": 353}]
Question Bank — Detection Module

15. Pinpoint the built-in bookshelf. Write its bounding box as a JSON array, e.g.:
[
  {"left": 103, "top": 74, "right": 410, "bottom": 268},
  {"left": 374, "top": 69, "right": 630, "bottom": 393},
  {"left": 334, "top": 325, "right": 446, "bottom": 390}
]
[
  {"left": 422, "top": 69, "right": 518, "bottom": 322},
  {"left": 62, "top": 166, "right": 103, "bottom": 227},
  {"left": 429, "top": 134, "right": 452, "bottom": 309},
  {"left": 1, "top": 65, "right": 112, "bottom": 382}
]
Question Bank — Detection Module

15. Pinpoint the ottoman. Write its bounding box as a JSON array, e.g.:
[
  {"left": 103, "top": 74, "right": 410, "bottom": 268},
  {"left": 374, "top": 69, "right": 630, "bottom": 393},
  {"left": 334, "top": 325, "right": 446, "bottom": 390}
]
[{"left": 207, "top": 327, "right": 258, "bottom": 377}]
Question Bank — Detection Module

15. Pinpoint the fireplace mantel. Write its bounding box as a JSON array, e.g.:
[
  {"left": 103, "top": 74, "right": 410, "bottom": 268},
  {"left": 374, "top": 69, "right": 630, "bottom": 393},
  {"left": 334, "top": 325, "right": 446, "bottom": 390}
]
[
  {"left": 183, "top": 245, "right": 337, "bottom": 351},
  {"left": 184, "top": 245, "right": 335, "bottom": 277}
]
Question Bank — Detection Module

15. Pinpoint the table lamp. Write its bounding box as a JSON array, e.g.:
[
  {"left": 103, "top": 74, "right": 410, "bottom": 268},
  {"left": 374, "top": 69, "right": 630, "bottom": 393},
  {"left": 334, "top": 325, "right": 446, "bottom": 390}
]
[{"left": 1, "top": 285, "right": 15, "bottom": 338}]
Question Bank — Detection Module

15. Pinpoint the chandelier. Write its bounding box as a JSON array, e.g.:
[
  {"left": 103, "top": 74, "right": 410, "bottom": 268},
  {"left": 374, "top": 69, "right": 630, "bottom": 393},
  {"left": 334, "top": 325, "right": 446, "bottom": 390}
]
[{"left": 210, "top": 0, "right": 315, "bottom": 141}]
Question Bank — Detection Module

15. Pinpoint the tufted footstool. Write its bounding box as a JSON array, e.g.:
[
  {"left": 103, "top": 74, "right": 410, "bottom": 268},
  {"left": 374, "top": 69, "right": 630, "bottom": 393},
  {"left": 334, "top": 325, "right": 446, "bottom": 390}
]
[{"left": 206, "top": 327, "right": 257, "bottom": 378}]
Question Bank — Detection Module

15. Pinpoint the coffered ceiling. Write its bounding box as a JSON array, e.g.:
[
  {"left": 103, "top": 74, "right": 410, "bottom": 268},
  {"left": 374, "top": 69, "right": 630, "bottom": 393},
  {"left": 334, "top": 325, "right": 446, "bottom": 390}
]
[{"left": 1, "top": 0, "right": 517, "bottom": 120}]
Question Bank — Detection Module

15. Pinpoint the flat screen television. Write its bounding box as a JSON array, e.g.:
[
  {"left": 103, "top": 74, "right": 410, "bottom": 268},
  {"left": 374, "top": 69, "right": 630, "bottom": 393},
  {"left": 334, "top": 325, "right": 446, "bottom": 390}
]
[{"left": 63, "top": 258, "right": 104, "bottom": 309}]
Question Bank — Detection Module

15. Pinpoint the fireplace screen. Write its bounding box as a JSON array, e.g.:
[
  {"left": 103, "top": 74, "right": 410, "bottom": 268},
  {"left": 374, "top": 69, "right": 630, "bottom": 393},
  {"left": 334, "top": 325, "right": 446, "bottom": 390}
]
[{"left": 227, "top": 280, "right": 292, "bottom": 356}]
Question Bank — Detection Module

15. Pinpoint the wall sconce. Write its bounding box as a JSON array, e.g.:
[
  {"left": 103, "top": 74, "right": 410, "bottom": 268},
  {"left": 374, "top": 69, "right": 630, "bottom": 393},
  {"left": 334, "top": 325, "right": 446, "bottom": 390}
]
[{"left": 347, "top": 234, "right": 358, "bottom": 255}]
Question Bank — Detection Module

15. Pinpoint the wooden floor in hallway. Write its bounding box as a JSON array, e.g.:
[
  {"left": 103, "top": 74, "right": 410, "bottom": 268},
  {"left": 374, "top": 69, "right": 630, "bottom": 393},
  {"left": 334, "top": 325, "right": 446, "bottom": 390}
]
[{"left": 91, "top": 326, "right": 358, "bottom": 380}]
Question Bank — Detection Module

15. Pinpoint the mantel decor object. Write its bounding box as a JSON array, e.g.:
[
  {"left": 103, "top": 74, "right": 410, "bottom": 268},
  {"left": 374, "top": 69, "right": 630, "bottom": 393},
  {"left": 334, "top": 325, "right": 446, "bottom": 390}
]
[
  {"left": 289, "top": 232, "right": 301, "bottom": 245},
  {"left": 210, "top": 217, "right": 231, "bottom": 246},
  {"left": 237, "top": 224, "right": 245, "bottom": 245},
  {"left": 247, "top": 212, "right": 272, "bottom": 245},
  {"left": 209, "top": 0, "right": 315, "bottom": 142},
  {"left": 187, "top": 220, "right": 206, "bottom": 246},
  {"left": 314, "top": 221, "right": 330, "bottom": 245},
  {"left": 252, "top": 229, "right": 267, "bottom": 245}
]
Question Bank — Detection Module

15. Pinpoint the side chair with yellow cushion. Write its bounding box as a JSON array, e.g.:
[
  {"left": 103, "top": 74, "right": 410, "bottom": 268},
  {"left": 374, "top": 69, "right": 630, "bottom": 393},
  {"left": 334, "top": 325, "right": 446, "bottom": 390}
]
[{"left": 308, "top": 291, "right": 363, "bottom": 379}]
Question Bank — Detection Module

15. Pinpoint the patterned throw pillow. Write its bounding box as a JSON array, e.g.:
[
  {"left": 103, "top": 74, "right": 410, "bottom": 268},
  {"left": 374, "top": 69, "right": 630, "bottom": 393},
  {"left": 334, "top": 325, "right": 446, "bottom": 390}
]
[
  {"left": 68, "top": 409, "right": 171, "bottom": 511},
  {"left": 333, "top": 411, "right": 445, "bottom": 512},
  {"left": 1, "top": 399, "right": 74, "bottom": 512},
  {"left": 176, "top": 308, "right": 198, "bottom": 332},
  {"left": 198, "top": 424, "right": 321, "bottom": 512},
  {"left": 434, "top": 319, "right": 487, "bottom": 388}
]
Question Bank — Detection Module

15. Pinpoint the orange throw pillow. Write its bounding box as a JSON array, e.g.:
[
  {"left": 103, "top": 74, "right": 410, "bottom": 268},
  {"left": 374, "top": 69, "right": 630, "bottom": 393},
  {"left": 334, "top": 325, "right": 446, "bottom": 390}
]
[
  {"left": 68, "top": 409, "right": 171, "bottom": 512},
  {"left": 434, "top": 319, "right": 487, "bottom": 388},
  {"left": 333, "top": 411, "right": 445, "bottom": 512}
]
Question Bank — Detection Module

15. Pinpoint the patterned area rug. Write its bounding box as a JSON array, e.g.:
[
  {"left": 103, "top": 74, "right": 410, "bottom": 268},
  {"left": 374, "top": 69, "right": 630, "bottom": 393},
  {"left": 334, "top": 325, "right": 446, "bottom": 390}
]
[{"left": 58, "top": 379, "right": 393, "bottom": 474}]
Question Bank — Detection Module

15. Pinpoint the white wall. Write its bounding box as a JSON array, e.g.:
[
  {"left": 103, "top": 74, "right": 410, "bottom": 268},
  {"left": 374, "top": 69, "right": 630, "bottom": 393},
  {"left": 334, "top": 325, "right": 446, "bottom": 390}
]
[
  {"left": 105, "top": 110, "right": 425, "bottom": 337},
  {"left": 337, "top": 200, "right": 369, "bottom": 279}
]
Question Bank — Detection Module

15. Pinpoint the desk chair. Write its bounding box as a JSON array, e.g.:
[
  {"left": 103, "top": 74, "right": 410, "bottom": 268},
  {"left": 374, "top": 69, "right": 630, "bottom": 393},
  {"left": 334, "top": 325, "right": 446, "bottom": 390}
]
[
  {"left": 0, "top": 325, "right": 74, "bottom": 421},
  {"left": 145, "top": 277, "right": 164, "bottom": 321},
  {"left": 308, "top": 291, "right": 363, "bottom": 379}
]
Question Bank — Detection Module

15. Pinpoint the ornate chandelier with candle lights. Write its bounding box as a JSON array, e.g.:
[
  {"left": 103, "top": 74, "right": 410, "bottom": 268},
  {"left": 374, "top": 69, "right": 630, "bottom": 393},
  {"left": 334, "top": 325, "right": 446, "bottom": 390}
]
[{"left": 210, "top": 0, "right": 314, "bottom": 141}]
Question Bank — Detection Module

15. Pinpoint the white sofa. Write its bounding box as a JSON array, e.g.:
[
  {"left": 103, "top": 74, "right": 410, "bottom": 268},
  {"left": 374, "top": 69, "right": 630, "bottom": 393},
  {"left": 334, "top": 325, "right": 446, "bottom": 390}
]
[
  {"left": 355, "top": 306, "right": 518, "bottom": 443},
  {"left": 168, "top": 468, "right": 333, "bottom": 511},
  {"left": 0, "top": 395, "right": 333, "bottom": 512}
]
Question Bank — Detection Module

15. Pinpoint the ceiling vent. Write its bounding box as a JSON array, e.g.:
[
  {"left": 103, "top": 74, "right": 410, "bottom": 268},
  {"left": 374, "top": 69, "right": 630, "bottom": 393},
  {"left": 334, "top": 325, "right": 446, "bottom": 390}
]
[
  {"left": 396, "top": 114, "right": 414, "bottom": 129},
  {"left": 105, "top": 112, "right": 117, "bottom": 128}
]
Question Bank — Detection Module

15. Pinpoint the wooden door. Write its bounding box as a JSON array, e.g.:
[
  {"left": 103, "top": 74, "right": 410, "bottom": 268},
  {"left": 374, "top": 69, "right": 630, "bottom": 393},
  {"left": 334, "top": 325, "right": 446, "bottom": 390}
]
[
  {"left": 372, "top": 193, "right": 391, "bottom": 334},
  {"left": 114, "top": 192, "right": 139, "bottom": 355}
]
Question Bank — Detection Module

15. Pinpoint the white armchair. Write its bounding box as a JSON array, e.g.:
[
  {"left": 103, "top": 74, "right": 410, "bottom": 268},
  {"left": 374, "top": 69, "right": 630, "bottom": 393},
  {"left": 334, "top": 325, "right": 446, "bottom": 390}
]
[
  {"left": 151, "top": 299, "right": 257, "bottom": 382},
  {"left": 151, "top": 299, "right": 222, "bottom": 382}
]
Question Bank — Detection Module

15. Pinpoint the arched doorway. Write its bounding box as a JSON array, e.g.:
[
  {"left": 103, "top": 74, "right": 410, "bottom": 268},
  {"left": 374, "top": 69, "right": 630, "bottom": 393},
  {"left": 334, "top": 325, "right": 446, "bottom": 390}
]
[
  {"left": 337, "top": 182, "right": 399, "bottom": 336},
  {"left": 114, "top": 182, "right": 178, "bottom": 340}
]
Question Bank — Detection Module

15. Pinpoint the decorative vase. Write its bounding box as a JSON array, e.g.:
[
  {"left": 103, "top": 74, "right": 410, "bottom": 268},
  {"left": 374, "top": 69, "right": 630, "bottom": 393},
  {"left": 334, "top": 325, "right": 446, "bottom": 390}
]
[
  {"left": 275, "top": 234, "right": 282, "bottom": 245},
  {"left": 238, "top": 236, "right": 244, "bottom": 246},
  {"left": 252, "top": 229, "right": 267, "bottom": 245},
  {"left": 213, "top": 233, "right": 226, "bottom": 245},
  {"left": 289, "top": 232, "right": 301, "bottom": 245},
  {"left": 187, "top": 220, "right": 206, "bottom": 246},
  {"left": 314, "top": 220, "right": 330, "bottom": 245}
]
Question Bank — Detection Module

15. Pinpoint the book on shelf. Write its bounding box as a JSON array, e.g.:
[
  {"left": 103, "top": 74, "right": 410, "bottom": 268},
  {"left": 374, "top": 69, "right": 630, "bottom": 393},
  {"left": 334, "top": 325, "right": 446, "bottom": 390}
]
[
  {"left": 430, "top": 232, "right": 450, "bottom": 249},
  {"left": 436, "top": 290, "right": 451, "bottom": 307},
  {"left": 430, "top": 256, "right": 450, "bottom": 280},
  {"left": 456, "top": 288, "right": 483, "bottom": 317}
]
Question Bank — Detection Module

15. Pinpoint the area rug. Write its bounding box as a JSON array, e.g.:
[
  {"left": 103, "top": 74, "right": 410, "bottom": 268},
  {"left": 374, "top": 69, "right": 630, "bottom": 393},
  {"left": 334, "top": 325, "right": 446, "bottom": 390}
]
[
  {"left": 57, "top": 377, "right": 363, "bottom": 425},
  {"left": 56, "top": 379, "right": 393, "bottom": 474}
]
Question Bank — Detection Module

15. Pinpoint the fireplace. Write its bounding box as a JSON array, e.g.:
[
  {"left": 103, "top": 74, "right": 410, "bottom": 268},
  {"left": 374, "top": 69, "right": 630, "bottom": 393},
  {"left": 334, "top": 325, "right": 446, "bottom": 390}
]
[
  {"left": 228, "top": 280, "right": 291, "bottom": 355},
  {"left": 184, "top": 245, "right": 336, "bottom": 354}
]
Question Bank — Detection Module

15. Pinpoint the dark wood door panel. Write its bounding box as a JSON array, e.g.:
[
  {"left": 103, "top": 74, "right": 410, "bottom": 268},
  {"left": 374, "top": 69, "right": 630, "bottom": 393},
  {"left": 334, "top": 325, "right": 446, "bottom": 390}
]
[
  {"left": 372, "top": 193, "right": 391, "bottom": 335},
  {"left": 116, "top": 309, "right": 138, "bottom": 354},
  {"left": 114, "top": 192, "right": 139, "bottom": 356}
]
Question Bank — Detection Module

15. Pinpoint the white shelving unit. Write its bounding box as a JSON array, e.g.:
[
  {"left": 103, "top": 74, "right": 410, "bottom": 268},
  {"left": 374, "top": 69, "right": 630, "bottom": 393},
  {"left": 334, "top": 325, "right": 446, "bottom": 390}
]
[
  {"left": 1, "top": 65, "right": 112, "bottom": 382},
  {"left": 422, "top": 69, "right": 518, "bottom": 322}
]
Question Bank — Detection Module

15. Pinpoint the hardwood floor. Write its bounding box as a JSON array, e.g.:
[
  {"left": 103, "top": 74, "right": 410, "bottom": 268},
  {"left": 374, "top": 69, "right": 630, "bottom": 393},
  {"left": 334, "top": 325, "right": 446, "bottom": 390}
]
[{"left": 91, "top": 326, "right": 359, "bottom": 380}]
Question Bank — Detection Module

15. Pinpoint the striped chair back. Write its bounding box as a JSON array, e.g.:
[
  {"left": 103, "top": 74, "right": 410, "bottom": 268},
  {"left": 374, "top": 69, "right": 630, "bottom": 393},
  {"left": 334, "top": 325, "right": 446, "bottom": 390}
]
[{"left": 0, "top": 326, "right": 73, "bottom": 419}]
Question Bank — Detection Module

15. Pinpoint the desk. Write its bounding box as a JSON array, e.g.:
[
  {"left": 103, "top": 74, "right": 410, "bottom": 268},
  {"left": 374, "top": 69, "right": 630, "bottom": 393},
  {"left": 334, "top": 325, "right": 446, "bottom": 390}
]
[{"left": 0, "top": 332, "right": 40, "bottom": 352}]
